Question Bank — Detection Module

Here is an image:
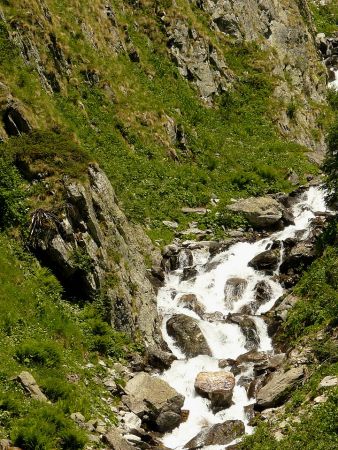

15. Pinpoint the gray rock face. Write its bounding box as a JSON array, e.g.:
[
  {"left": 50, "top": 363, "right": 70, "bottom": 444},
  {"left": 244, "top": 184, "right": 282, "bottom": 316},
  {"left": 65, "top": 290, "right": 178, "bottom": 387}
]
[
  {"left": 166, "top": 314, "right": 212, "bottom": 357},
  {"left": 29, "top": 163, "right": 162, "bottom": 347},
  {"left": 194, "top": 371, "right": 235, "bottom": 410},
  {"left": 17, "top": 371, "right": 47, "bottom": 402},
  {"left": 248, "top": 249, "right": 280, "bottom": 272},
  {"left": 256, "top": 366, "right": 305, "bottom": 409},
  {"left": 189, "top": 0, "right": 326, "bottom": 153},
  {"left": 122, "top": 372, "right": 184, "bottom": 432},
  {"left": 184, "top": 420, "right": 245, "bottom": 449},
  {"left": 228, "top": 197, "right": 283, "bottom": 228},
  {"left": 165, "top": 18, "right": 233, "bottom": 100}
]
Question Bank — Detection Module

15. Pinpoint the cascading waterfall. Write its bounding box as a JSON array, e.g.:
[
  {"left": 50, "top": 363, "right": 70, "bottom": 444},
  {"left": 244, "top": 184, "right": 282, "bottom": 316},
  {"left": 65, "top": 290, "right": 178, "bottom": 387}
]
[{"left": 156, "top": 186, "right": 329, "bottom": 450}]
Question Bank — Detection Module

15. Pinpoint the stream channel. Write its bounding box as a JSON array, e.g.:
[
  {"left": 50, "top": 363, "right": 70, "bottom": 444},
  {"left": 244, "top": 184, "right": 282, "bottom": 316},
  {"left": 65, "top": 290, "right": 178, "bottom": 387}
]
[{"left": 156, "top": 186, "right": 329, "bottom": 449}]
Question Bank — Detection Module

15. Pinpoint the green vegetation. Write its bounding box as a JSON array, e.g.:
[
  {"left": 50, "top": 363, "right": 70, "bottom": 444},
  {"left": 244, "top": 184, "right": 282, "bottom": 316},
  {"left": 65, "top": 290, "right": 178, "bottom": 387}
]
[
  {"left": 309, "top": 1, "right": 338, "bottom": 34},
  {"left": 0, "top": 235, "right": 135, "bottom": 448}
]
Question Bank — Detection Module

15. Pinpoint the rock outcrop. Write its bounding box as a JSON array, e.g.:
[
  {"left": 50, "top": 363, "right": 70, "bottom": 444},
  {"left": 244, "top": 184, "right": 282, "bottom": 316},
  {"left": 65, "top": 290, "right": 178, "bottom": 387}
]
[
  {"left": 29, "top": 163, "right": 162, "bottom": 346},
  {"left": 17, "top": 371, "right": 47, "bottom": 402},
  {"left": 122, "top": 372, "right": 184, "bottom": 432},
  {"left": 189, "top": 0, "right": 327, "bottom": 154},
  {"left": 177, "top": 294, "right": 206, "bottom": 317},
  {"left": 166, "top": 314, "right": 212, "bottom": 357},
  {"left": 224, "top": 277, "right": 248, "bottom": 308},
  {"left": 194, "top": 371, "right": 235, "bottom": 410}
]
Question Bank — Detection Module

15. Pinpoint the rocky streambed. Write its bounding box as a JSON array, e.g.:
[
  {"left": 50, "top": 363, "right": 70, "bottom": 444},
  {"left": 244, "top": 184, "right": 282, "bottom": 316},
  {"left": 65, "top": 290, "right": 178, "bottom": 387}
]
[{"left": 152, "top": 185, "right": 331, "bottom": 449}]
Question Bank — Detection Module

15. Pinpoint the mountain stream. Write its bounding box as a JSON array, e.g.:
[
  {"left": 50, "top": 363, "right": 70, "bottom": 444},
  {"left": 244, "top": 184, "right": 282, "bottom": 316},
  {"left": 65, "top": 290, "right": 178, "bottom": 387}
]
[{"left": 156, "top": 186, "right": 328, "bottom": 449}]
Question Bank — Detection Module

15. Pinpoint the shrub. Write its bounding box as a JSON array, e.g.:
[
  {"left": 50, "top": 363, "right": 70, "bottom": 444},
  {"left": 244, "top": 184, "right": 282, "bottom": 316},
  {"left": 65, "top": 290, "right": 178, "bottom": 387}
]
[
  {"left": 0, "top": 156, "right": 27, "bottom": 229},
  {"left": 15, "top": 341, "right": 61, "bottom": 368},
  {"left": 12, "top": 405, "right": 87, "bottom": 450}
]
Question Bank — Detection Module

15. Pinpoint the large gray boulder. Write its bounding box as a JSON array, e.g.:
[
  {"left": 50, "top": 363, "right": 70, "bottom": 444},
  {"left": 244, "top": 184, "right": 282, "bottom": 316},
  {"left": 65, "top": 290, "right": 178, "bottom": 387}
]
[
  {"left": 166, "top": 314, "right": 212, "bottom": 357},
  {"left": 194, "top": 371, "right": 235, "bottom": 410},
  {"left": 228, "top": 197, "right": 283, "bottom": 228},
  {"left": 256, "top": 366, "right": 305, "bottom": 410},
  {"left": 122, "top": 372, "right": 184, "bottom": 432},
  {"left": 248, "top": 249, "right": 280, "bottom": 272},
  {"left": 184, "top": 420, "right": 245, "bottom": 449}
]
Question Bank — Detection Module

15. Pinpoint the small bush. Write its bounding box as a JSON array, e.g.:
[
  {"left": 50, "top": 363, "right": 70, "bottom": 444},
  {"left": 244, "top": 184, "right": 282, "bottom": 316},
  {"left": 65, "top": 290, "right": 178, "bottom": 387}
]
[
  {"left": 0, "top": 156, "right": 27, "bottom": 229},
  {"left": 12, "top": 405, "right": 87, "bottom": 450},
  {"left": 15, "top": 341, "right": 61, "bottom": 368}
]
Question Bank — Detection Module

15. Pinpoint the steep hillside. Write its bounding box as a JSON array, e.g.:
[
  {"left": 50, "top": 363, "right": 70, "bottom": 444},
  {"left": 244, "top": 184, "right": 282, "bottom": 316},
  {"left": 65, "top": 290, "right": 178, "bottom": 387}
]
[
  {"left": 0, "top": 0, "right": 331, "bottom": 241},
  {"left": 0, "top": 0, "right": 337, "bottom": 449}
]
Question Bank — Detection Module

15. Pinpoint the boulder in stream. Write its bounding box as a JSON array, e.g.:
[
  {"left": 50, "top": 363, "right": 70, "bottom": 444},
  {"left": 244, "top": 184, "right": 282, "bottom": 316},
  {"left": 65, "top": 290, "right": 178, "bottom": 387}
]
[
  {"left": 122, "top": 372, "right": 184, "bottom": 432},
  {"left": 227, "top": 315, "right": 260, "bottom": 351},
  {"left": 184, "top": 420, "right": 245, "bottom": 449},
  {"left": 194, "top": 371, "right": 235, "bottom": 410},
  {"left": 248, "top": 249, "right": 280, "bottom": 272},
  {"left": 177, "top": 294, "right": 206, "bottom": 317},
  {"left": 166, "top": 314, "right": 212, "bottom": 357},
  {"left": 224, "top": 277, "right": 248, "bottom": 308}
]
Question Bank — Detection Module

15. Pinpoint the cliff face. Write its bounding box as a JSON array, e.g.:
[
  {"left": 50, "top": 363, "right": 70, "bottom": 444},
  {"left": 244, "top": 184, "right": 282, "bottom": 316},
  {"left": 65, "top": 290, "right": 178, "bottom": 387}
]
[
  {"left": 186, "top": 0, "right": 326, "bottom": 153},
  {"left": 27, "top": 160, "right": 163, "bottom": 347}
]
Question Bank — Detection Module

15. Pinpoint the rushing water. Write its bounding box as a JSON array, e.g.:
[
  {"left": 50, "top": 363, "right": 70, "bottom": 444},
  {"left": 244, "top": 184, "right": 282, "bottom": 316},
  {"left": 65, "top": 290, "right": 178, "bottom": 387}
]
[
  {"left": 328, "top": 68, "right": 338, "bottom": 91},
  {"left": 156, "top": 186, "right": 328, "bottom": 450}
]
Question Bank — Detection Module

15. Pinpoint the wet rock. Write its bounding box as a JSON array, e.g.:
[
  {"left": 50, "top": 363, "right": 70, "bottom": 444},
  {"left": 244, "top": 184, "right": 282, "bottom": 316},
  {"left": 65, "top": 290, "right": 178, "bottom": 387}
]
[
  {"left": 256, "top": 366, "right": 305, "bottom": 410},
  {"left": 244, "top": 404, "right": 255, "bottom": 422},
  {"left": 228, "top": 315, "right": 260, "bottom": 351},
  {"left": 248, "top": 249, "right": 280, "bottom": 272},
  {"left": 203, "top": 311, "right": 226, "bottom": 322},
  {"left": 254, "top": 280, "right": 273, "bottom": 307},
  {"left": 254, "top": 354, "right": 286, "bottom": 375},
  {"left": 17, "top": 371, "right": 47, "bottom": 402},
  {"left": 181, "top": 266, "right": 198, "bottom": 281},
  {"left": 248, "top": 375, "right": 266, "bottom": 400},
  {"left": 179, "top": 249, "right": 194, "bottom": 268},
  {"left": 219, "top": 358, "right": 240, "bottom": 375},
  {"left": 184, "top": 420, "right": 245, "bottom": 449},
  {"left": 102, "top": 429, "right": 134, "bottom": 450},
  {"left": 177, "top": 294, "right": 206, "bottom": 317},
  {"left": 237, "top": 350, "right": 268, "bottom": 365},
  {"left": 194, "top": 371, "right": 235, "bottom": 410},
  {"left": 228, "top": 197, "right": 283, "bottom": 228},
  {"left": 166, "top": 315, "right": 211, "bottom": 357},
  {"left": 122, "top": 372, "right": 184, "bottom": 432},
  {"left": 224, "top": 277, "right": 248, "bottom": 308}
]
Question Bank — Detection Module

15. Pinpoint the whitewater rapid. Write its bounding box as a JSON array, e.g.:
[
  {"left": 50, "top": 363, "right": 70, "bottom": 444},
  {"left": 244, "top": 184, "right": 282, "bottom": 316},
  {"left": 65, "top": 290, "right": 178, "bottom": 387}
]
[{"left": 156, "top": 186, "right": 328, "bottom": 449}]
